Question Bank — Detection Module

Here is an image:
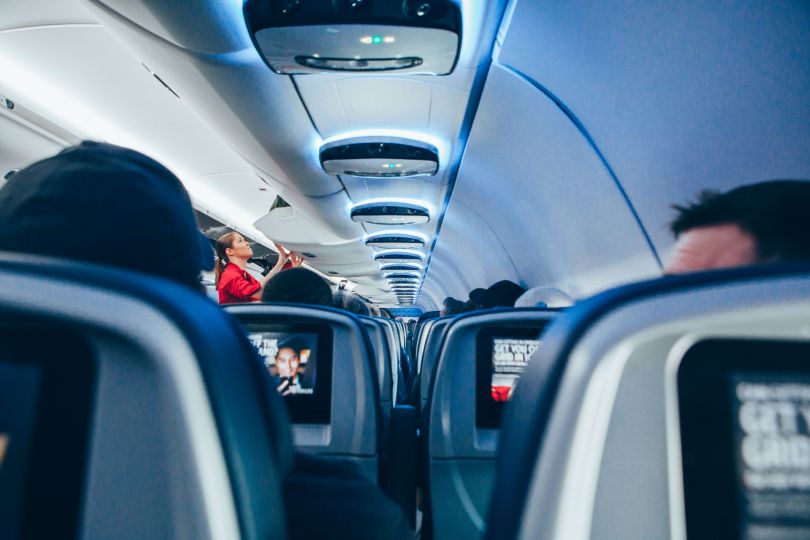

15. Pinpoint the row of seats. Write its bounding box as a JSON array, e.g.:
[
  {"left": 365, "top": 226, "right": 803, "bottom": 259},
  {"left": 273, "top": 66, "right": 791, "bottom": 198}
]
[{"left": 4, "top": 251, "right": 810, "bottom": 539}]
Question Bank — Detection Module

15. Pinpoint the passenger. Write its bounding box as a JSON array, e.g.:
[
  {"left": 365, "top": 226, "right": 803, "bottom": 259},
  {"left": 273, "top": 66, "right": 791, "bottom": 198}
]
[
  {"left": 463, "top": 287, "right": 487, "bottom": 311},
  {"left": 215, "top": 232, "right": 298, "bottom": 304},
  {"left": 514, "top": 286, "right": 574, "bottom": 308},
  {"left": 441, "top": 296, "right": 465, "bottom": 316},
  {"left": 0, "top": 141, "right": 213, "bottom": 287},
  {"left": 0, "top": 142, "right": 414, "bottom": 540},
  {"left": 261, "top": 267, "right": 334, "bottom": 306},
  {"left": 666, "top": 180, "right": 810, "bottom": 273},
  {"left": 333, "top": 289, "right": 371, "bottom": 316},
  {"left": 481, "top": 280, "right": 526, "bottom": 308}
]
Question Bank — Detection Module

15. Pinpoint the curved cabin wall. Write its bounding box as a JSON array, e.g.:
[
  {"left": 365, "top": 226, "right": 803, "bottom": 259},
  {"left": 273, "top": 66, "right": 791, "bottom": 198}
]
[{"left": 423, "top": 0, "right": 810, "bottom": 308}]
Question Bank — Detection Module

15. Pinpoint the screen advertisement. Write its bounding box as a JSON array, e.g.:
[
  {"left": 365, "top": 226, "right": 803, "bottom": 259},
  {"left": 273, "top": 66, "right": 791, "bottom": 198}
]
[
  {"left": 678, "top": 339, "right": 810, "bottom": 540},
  {"left": 249, "top": 332, "right": 318, "bottom": 396},
  {"left": 732, "top": 376, "right": 810, "bottom": 539},
  {"left": 476, "top": 327, "right": 544, "bottom": 428},
  {"left": 245, "top": 324, "right": 332, "bottom": 424},
  {"left": 490, "top": 337, "right": 541, "bottom": 402}
]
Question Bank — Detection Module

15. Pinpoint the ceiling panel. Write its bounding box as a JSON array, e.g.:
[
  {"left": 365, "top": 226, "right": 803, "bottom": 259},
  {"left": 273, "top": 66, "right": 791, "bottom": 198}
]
[{"left": 497, "top": 0, "right": 810, "bottom": 253}]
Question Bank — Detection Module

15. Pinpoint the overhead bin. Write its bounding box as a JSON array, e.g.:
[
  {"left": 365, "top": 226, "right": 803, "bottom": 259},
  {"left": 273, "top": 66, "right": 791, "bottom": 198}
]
[{"left": 244, "top": 0, "right": 461, "bottom": 75}]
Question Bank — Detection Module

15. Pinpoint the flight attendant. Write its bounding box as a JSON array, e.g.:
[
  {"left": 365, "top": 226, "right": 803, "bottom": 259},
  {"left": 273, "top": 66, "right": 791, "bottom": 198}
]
[{"left": 215, "top": 232, "right": 300, "bottom": 304}]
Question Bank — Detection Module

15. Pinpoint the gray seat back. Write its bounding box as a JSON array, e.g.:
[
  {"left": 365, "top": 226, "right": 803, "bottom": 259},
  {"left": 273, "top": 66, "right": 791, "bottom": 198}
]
[
  {"left": 487, "top": 266, "right": 810, "bottom": 540},
  {"left": 419, "top": 316, "right": 455, "bottom": 415},
  {"left": 360, "top": 316, "right": 394, "bottom": 409},
  {"left": 415, "top": 318, "right": 438, "bottom": 373},
  {"left": 0, "top": 253, "right": 286, "bottom": 540},
  {"left": 427, "top": 308, "right": 558, "bottom": 540},
  {"left": 227, "top": 303, "right": 381, "bottom": 481}
]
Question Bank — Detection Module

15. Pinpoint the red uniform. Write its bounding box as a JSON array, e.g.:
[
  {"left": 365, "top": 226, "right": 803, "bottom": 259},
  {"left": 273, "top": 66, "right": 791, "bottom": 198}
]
[{"left": 218, "top": 262, "right": 261, "bottom": 304}]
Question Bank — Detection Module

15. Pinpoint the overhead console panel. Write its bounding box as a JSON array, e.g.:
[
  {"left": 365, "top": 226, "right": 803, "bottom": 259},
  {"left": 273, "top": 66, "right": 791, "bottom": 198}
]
[
  {"left": 320, "top": 137, "right": 439, "bottom": 177},
  {"left": 244, "top": 0, "right": 461, "bottom": 75},
  {"left": 351, "top": 200, "right": 430, "bottom": 225}
]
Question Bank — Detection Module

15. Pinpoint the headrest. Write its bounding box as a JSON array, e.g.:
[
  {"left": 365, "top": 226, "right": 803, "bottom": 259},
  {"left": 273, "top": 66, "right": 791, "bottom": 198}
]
[{"left": 514, "top": 286, "right": 574, "bottom": 308}]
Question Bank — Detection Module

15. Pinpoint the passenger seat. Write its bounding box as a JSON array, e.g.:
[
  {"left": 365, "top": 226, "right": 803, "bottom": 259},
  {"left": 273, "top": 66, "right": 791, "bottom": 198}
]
[{"left": 486, "top": 265, "right": 810, "bottom": 540}]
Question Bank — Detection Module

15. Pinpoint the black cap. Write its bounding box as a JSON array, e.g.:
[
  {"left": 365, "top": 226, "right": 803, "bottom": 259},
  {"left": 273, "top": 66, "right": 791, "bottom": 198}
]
[
  {"left": 0, "top": 141, "right": 214, "bottom": 288},
  {"left": 482, "top": 280, "right": 526, "bottom": 308}
]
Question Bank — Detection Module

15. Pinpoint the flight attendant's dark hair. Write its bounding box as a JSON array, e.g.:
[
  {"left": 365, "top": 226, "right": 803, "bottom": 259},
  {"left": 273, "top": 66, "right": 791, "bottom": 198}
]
[{"left": 214, "top": 231, "right": 240, "bottom": 286}]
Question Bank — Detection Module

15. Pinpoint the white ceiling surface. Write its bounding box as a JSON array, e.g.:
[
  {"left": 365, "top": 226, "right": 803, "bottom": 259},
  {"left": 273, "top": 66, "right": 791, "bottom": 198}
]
[
  {"left": 422, "top": 0, "right": 810, "bottom": 308},
  {"left": 421, "top": 66, "right": 661, "bottom": 305},
  {"left": 76, "top": 0, "right": 506, "bottom": 305},
  {"left": 495, "top": 0, "right": 810, "bottom": 253},
  {"left": 0, "top": 1, "right": 281, "bottom": 250},
  {"left": 0, "top": 113, "right": 63, "bottom": 189}
]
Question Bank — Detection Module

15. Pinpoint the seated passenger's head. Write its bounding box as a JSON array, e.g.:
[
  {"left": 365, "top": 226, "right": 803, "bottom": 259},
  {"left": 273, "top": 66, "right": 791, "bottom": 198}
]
[
  {"left": 333, "top": 289, "right": 371, "bottom": 316},
  {"left": 0, "top": 141, "right": 213, "bottom": 289},
  {"left": 666, "top": 180, "right": 810, "bottom": 273},
  {"left": 261, "top": 267, "right": 333, "bottom": 306},
  {"left": 481, "top": 280, "right": 526, "bottom": 308},
  {"left": 466, "top": 288, "right": 487, "bottom": 310},
  {"left": 441, "top": 296, "right": 465, "bottom": 316}
]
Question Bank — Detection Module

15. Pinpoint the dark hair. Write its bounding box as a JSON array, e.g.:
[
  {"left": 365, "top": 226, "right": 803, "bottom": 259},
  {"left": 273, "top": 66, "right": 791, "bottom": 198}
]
[
  {"left": 442, "top": 297, "right": 466, "bottom": 315},
  {"left": 670, "top": 180, "right": 810, "bottom": 262},
  {"left": 333, "top": 290, "right": 371, "bottom": 316},
  {"left": 261, "top": 268, "right": 333, "bottom": 306},
  {"left": 214, "top": 231, "right": 239, "bottom": 286}
]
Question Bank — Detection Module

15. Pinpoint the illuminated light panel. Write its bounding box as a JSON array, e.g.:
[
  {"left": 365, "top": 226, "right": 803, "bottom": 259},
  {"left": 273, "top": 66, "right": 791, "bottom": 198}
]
[
  {"left": 374, "top": 250, "right": 425, "bottom": 262},
  {"left": 365, "top": 231, "right": 426, "bottom": 249},
  {"left": 380, "top": 263, "right": 424, "bottom": 272},
  {"left": 319, "top": 130, "right": 449, "bottom": 172}
]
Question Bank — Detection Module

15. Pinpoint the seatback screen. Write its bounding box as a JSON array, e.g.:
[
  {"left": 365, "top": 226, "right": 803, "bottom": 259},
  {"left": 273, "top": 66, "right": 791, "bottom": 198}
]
[
  {"left": 476, "top": 326, "right": 544, "bottom": 428},
  {"left": 490, "top": 337, "right": 541, "bottom": 402},
  {"left": 249, "top": 332, "right": 319, "bottom": 396},
  {"left": 732, "top": 376, "right": 810, "bottom": 539},
  {"left": 0, "top": 328, "right": 96, "bottom": 538},
  {"left": 246, "top": 324, "right": 333, "bottom": 424},
  {"left": 0, "top": 360, "right": 41, "bottom": 539},
  {"left": 678, "top": 339, "right": 810, "bottom": 540}
]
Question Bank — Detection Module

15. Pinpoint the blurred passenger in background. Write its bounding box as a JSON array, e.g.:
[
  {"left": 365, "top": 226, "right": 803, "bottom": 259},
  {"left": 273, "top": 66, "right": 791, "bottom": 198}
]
[
  {"left": 441, "top": 296, "right": 466, "bottom": 316},
  {"left": 481, "top": 280, "right": 526, "bottom": 308},
  {"left": 261, "top": 267, "right": 333, "bottom": 306},
  {"left": 333, "top": 289, "right": 371, "bottom": 316}
]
